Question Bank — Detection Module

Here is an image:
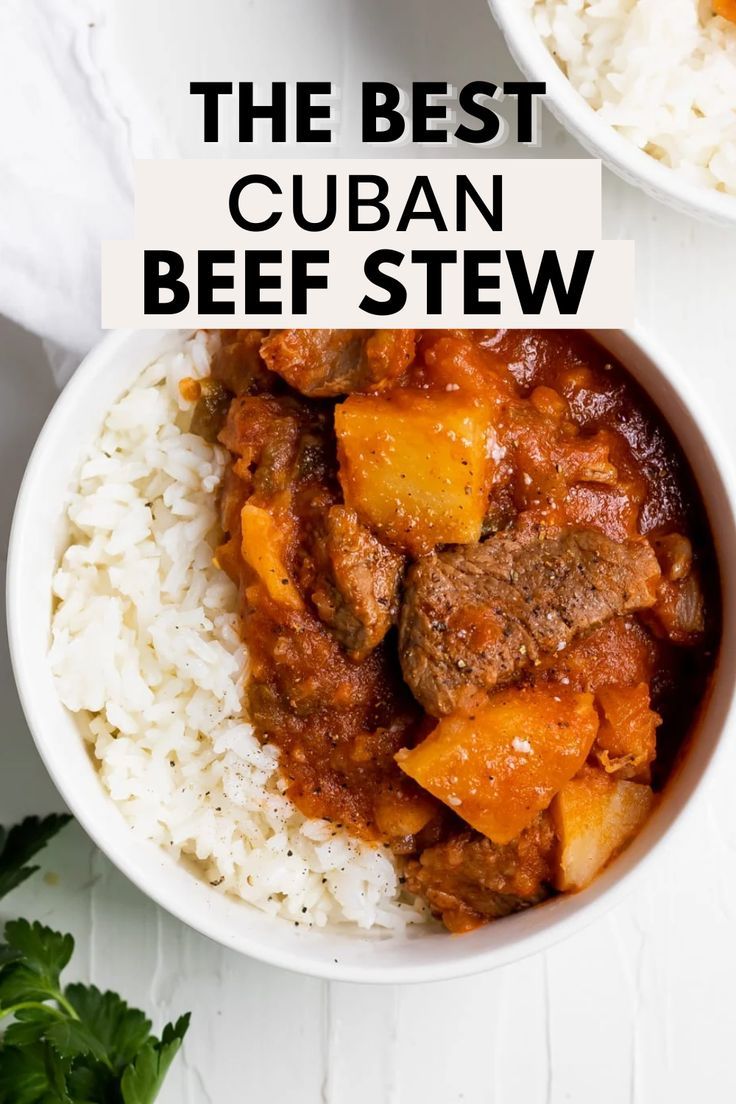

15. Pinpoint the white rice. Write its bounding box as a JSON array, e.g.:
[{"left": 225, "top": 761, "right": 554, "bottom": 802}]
[
  {"left": 527, "top": 0, "right": 736, "bottom": 193},
  {"left": 49, "top": 331, "right": 426, "bottom": 932}
]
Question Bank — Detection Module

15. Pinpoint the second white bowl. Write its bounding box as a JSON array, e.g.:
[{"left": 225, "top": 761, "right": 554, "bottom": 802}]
[{"left": 488, "top": 0, "right": 736, "bottom": 225}]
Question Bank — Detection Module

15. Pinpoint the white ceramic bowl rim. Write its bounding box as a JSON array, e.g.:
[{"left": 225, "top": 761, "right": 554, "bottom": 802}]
[
  {"left": 488, "top": 0, "right": 736, "bottom": 225},
  {"left": 7, "top": 327, "right": 736, "bottom": 984}
]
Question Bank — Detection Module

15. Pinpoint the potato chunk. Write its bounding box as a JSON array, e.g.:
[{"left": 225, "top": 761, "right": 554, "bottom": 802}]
[
  {"left": 593, "top": 682, "right": 660, "bottom": 780},
  {"left": 335, "top": 389, "right": 493, "bottom": 555},
  {"left": 396, "top": 686, "right": 599, "bottom": 844},
  {"left": 240, "top": 501, "right": 302, "bottom": 609},
  {"left": 714, "top": 0, "right": 736, "bottom": 24},
  {"left": 552, "top": 767, "right": 655, "bottom": 890}
]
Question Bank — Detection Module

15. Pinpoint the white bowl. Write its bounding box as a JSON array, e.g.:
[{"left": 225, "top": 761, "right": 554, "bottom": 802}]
[
  {"left": 7, "top": 327, "right": 736, "bottom": 983},
  {"left": 488, "top": 0, "right": 736, "bottom": 225}
]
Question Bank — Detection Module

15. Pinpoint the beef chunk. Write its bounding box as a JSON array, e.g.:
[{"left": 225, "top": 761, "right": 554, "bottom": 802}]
[
  {"left": 260, "top": 329, "right": 416, "bottom": 397},
  {"left": 406, "top": 816, "right": 555, "bottom": 932},
  {"left": 211, "top": 329, "right": 276, "bottom": 395},
  {"left": 218, "top": 393, "right": 304, "bottom": 497},
  {"left": 399, "top": 528, "right": 661, "bottom": 716},
  {"left": 218, "top": 390, "right": 335, "bottom": 495},
  {"left": 311, "top": 506, "right": 403, "bottom": 661}
]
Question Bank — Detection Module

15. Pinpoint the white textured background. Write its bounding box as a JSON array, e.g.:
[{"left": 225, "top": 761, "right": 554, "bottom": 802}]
[{"left": 2, "top": 0, "right": 736, "bottom": 1101}]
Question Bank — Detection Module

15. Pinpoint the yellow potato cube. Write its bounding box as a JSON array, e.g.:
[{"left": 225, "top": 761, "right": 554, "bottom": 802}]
[
  {"left": 335, "top": 389, "right": 493, "bottom": 555},
  {"left": 396, "top": 686, "right": 599, "bottom": 844},
  {"left": 240, "top": 502, "right": 302, "bottom": 609},
  {"left": 552, "top": 767, "right": 655, "bottom": 891}
]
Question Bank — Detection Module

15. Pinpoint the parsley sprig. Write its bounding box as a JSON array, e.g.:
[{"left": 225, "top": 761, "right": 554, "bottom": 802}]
[
  {"left": 0, "top": 815, "right": 72, "bottom": 901},
  {"left": 0, "top": 815, "right": 190, "bottom": 1103}
]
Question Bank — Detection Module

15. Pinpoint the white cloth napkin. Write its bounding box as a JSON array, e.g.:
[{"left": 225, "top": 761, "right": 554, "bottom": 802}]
[{"left": 0, "top": 0, "right": 159, "bottom": 386}]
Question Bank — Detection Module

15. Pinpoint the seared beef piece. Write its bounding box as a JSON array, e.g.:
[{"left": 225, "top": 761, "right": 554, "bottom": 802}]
[
  {"left": 406, "top": 816, "right": 556, "bottom": 932},
  {"left": 400, "top": 528, "right": 661, "bottom": 716},
  {"left": 311, "top": 506, "right": 404, "bottom": 661},
  {"left": 260, "top": 329, "right": 416, "bottom": 397},
  {"left": 211, "top": 329, "right": 277, "bottom": 395},
  {"left": 219, "top": 393, "right": 310, "bottom": 497}
]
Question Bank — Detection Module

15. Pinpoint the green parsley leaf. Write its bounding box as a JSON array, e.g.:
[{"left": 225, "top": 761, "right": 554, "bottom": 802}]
[
  {"left": 0, "top": 816, "right": 72, "bottom": 902},
  {"left": 0, "top": 1041, "right": 72, "bottom": 1104},
  {"left": 0, "top": 947, "right": 21, "bottom": 969},
  {"left": 120, "top": 1014, "right": 191, "bottom": 1104},
  {"left": 4, "top": 921, "right": 75, "bottom": 986},
  {"left": 0, "top": 818, "right": 190, "bottom": 1103},
  {"left": 65, "top": 1059, "right": 116, "bottom": 1103},
  {"left": 62, "top": 986, "right": 151, "bottom": 1074},
  {"left": 3, "top": 1006, "right": 60, "bottom": 1049},
  {"left": 43, "top": 1019, "right": 112, "bottom": 1068},
  {"left": 0, "top": 922, "right": 74, "bottom": 1008}
]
